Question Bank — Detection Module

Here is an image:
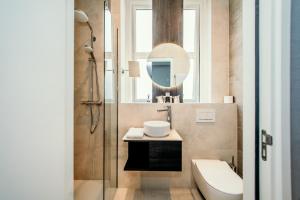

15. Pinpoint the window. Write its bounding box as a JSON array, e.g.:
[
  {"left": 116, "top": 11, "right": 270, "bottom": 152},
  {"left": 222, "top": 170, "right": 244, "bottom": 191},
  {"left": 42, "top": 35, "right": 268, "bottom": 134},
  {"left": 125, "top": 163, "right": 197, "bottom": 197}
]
[
  {"left": 133, "top": 9, "right": 153, "bottom": 101},
  {"left": 135, "top": 10, "right": 152, "bottom": 53},
  {"left": 135, "top": 59, "right": 153, "bottom": 100},
  {"left": 105, "top": 9, "right": 114, "bottom": 101},
  {"left": 129, "top": 5, "right": 200, "bottom": 102},
  {"left": 183, "top": 9, "right": 198, "bottom": 101},
  {"left": 183, "top": 10, "right": 196, "bottom": 52}
]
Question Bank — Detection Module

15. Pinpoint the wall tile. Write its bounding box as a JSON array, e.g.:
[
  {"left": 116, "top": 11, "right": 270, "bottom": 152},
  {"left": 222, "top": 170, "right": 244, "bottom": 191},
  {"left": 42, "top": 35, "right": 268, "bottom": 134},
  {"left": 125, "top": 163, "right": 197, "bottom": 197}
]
[
  {"left": 74, "top": 0, "right": 104, "bottom": 180},
  {"left": 229, "top": 0, "right": 243, "bottom": 176},
  {"left": 118, "top": 103, "right": 238, "bottom": 188}
]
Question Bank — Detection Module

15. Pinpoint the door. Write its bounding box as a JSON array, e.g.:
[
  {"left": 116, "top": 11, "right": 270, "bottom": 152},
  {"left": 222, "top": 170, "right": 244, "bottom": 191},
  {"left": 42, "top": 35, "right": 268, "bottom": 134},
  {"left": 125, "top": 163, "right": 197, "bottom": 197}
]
[
  {"left": 258, "top": 0, "right": 292, "bottom": 199},
  {"left": 104, "top": 1, "right": 118, "bottom": 200},
  {"left": 259, "top": 0, "right": 273, "bottom": 199}
]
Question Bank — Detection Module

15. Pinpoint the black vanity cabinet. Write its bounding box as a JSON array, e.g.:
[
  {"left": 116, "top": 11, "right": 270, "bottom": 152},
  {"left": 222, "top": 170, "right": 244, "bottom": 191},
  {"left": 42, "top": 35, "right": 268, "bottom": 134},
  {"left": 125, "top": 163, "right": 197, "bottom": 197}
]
[{"left": 123, "top": 130, "right": 182, "bottom": 171}]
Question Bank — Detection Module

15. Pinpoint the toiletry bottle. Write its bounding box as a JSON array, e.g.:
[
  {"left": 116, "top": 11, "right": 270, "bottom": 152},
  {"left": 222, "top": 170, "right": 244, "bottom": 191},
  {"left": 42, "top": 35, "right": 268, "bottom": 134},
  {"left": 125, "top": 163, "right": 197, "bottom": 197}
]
[{"left": 147, "top": 94, "right": 151, "bottom": 103}]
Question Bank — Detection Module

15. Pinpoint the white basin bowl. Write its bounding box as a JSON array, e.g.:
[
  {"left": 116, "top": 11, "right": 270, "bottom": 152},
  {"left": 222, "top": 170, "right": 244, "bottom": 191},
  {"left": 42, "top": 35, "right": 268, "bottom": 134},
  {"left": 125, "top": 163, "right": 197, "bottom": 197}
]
[{"left": 143, "top": 121, "right": 170, "bottom": 137}]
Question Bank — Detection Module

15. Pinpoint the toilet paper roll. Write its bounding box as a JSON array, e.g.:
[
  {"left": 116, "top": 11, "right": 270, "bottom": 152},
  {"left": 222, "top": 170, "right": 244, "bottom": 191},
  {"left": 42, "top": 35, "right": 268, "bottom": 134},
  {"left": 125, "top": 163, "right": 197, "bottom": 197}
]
[{"left": 224, "top": 96, "right": 234, "bottom": 103}]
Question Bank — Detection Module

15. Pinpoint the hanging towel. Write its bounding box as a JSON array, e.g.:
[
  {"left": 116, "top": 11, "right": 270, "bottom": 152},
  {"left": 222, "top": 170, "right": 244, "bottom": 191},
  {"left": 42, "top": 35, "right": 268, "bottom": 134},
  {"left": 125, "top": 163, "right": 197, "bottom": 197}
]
[{"left": 126, "top": 128, "right": 144, "bottom": 139}]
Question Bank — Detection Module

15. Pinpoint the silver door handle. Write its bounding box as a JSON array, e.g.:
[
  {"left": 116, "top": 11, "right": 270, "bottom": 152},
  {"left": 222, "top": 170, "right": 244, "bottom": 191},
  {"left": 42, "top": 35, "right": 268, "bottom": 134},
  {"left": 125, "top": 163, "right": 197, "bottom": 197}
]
[{"left": 261, "top": 130, "right": 273, "bottom": 161}]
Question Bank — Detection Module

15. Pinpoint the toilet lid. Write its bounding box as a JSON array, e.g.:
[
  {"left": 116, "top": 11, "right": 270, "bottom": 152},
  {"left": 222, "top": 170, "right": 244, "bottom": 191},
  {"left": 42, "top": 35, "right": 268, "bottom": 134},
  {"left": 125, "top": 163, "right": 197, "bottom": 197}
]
[{"left": 195, "top": 159, "right": 243, "bottom": 195}]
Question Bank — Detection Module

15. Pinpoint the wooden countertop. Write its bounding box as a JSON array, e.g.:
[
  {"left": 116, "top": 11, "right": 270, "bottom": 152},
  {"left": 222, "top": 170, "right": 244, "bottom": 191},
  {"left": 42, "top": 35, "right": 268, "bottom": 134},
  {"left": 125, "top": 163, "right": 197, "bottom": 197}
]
[{"left": 123, "top": 129, "right": 182, "bottom": 142}]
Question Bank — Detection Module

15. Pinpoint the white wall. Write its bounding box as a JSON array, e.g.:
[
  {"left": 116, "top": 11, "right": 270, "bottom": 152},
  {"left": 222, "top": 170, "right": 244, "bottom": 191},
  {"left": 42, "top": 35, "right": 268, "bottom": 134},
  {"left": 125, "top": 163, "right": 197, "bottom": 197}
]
[{"left": 0, "top": 1, "right": 73, "bottom": 200}]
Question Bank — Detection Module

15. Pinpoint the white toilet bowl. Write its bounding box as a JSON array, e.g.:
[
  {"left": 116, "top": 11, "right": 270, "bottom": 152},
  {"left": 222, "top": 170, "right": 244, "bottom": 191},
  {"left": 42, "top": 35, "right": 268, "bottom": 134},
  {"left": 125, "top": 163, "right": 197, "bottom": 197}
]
[{"left": 192, "top": 159, "right": 243, "bottom": 200}]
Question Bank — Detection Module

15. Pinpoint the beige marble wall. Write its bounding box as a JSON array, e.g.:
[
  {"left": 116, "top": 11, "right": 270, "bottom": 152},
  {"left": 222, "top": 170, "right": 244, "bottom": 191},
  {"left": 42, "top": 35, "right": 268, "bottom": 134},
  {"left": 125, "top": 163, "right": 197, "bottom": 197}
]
[
  {"left": 118, "top": 103, "right": 237, "bottom": 188},
  {"left": 211, "top": 0, "right": 230, "bottom": 103},
  {"left": 229, "top": 0, "right": 243, "bottom": 176},
  {"left": 74, "top": 0, "right": 104, "bottom": 180}
]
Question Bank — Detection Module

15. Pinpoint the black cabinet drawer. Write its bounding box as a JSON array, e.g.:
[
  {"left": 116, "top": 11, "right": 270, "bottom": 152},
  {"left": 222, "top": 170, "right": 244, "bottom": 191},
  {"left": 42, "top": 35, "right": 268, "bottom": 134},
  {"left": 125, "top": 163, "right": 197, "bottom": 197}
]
[
  {"left": 149, "top": 158, "right": 182, "bottom": 171},
  {"left": 124, "top": 141, "right": 182, "bottom": 171},
  {"left": 149, "top": 141, "right": 181, "bottom": 159}
]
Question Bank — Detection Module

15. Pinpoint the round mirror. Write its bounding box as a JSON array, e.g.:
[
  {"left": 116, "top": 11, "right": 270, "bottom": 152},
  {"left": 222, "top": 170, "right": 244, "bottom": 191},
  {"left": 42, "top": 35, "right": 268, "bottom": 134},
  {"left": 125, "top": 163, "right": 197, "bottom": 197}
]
[{"left": 146, "top": 43, "right": 190, "bottom": 88}]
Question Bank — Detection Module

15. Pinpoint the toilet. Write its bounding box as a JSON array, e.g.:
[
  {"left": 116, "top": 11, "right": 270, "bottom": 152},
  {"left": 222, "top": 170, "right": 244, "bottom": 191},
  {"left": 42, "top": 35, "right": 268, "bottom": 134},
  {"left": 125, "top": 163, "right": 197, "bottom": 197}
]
[{"left": 192, "top": 159, "right": 243, "bottom": 200}]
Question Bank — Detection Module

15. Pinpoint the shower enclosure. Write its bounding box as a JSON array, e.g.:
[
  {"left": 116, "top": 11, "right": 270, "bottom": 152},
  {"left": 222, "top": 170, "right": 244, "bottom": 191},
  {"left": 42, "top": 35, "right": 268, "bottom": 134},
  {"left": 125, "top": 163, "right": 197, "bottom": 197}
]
[
  {"left": 74, "top": 0, "right": 118, "bottom": 199},
  {"left": 104, "top": 2, "right": 118, "bottom": 200}
]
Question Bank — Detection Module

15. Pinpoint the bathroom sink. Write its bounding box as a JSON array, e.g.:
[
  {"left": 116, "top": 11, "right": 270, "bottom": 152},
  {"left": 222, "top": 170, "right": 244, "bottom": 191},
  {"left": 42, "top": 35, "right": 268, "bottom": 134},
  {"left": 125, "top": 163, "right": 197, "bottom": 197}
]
[{"left": 144, "top": 121, "right": 170, "bottom": 137}]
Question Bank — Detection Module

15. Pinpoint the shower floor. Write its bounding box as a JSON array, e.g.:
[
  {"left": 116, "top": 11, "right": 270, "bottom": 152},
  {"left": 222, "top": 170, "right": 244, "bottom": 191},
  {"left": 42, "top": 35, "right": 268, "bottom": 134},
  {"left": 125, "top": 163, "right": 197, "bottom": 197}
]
[{"left": 74, "top": 180, "right": 103, "bottom": 200}]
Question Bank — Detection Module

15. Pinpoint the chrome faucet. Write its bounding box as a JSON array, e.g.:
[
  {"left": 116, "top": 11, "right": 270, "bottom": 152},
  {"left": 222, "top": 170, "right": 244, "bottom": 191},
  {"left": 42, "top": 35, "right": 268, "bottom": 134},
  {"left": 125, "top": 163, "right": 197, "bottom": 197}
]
[{"left": 157, "top": 105, "right": 172, "bottom": 129}]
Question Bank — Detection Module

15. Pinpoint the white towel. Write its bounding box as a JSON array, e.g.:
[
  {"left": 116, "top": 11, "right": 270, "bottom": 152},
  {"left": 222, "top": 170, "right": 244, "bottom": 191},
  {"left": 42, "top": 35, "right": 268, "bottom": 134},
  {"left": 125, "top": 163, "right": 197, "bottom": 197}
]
[{"left": 126, "top": 128, "right": 144, "bottom": 139}]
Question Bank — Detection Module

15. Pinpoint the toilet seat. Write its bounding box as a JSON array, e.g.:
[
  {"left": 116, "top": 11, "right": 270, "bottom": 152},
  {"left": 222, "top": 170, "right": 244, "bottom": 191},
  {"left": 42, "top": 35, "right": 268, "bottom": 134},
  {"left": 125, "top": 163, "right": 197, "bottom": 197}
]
[{"left": 192, "top": 159, "right": 243, "bottom": 200}]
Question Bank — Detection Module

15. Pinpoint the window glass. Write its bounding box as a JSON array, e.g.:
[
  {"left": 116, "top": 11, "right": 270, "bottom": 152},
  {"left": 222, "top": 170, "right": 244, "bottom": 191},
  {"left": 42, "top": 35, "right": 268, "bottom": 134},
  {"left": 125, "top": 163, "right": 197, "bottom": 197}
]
[
  {"left": 105, "top": 59, "right": 114, "bottom": 100},
  {"left": 183, "top": 9, "right": 196, "bottom": 53},
  {"left": 135, "top": 59, "right": 152, "bottom": 100},
  {"left": 135, "top": 9, "right": 152, "bottom": 52},
  {"left": 105, "top": 10, "right": 112, "bottom": 53},
  {"left": 132, "top": 8, "right": 198, "bottom": 102},
  {"left": 183, "top": 59, "right": 195, "bottom": 100}
]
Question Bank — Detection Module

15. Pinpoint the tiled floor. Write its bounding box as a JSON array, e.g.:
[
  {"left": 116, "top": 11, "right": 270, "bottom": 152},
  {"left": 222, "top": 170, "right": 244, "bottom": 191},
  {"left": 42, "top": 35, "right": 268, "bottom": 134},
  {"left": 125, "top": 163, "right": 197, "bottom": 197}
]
[
  {"left": 74, "top": 180, "right": 204, "bottom": 200},
  {"left": 74, "top": 180, "right": 103, "bottom": 200},
  {"left": 113, "top": 188, "right": 204, "bottom": 200}
]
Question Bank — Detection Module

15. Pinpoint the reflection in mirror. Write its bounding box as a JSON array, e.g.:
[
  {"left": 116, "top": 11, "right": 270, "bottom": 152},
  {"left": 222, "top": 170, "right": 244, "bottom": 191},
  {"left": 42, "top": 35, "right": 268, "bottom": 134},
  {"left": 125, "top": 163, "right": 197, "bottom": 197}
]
[
  {"left": 147, "top": 43, "right": 190, "bottom": 88},
  {"left": 147, "top": 59, "right": 172, "bottom": 87},
  {"left": 105, "top": 9, "right": 113, "bottom": 101}
]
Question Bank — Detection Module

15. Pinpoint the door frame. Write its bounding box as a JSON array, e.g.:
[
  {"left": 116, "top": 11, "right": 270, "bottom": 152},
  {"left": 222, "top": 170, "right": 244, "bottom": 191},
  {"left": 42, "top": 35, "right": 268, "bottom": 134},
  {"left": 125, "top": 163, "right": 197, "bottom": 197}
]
[
  {"left": 66, "top": 0, "right": 74, "bottom": 200},
  {"left": 243, "top": 0, "right": 292, "bottom": 199},
  {"left": 244, "top": 0, "right": 292, "bottom": 199}
]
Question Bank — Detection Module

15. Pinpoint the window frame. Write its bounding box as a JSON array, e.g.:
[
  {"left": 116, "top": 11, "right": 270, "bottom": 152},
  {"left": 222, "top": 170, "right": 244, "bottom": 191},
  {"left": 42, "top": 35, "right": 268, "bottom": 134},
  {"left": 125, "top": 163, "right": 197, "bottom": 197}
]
[
  {"left": 132, "top": 4, "right": 152, "bottom": 102},
  {"left": 183, "top": 4, "right": 200, "bottom": 102},
  {"left": 130, "top": 2, "right": 200, "bottom": 102}
]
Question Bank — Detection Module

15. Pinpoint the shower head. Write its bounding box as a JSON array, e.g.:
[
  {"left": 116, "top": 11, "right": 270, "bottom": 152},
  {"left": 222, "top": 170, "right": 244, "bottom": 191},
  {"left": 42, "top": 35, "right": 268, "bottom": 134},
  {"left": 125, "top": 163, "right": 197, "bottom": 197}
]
[
  {"left": 84, "top": 45, "right": 94, "bottom": 54},
  {"left": 75, "top": 10, "right": 89, "bottom": 23},
  {"left": 74, "top": 9, "right": 94, "bottom": 34}
]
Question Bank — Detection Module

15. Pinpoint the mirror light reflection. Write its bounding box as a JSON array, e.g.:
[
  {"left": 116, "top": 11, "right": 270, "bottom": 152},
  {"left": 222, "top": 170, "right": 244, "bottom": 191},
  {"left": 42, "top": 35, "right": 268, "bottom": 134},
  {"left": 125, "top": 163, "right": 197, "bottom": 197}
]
[{"left": 147, "top": 43, "right": 190, "bottom": 88}]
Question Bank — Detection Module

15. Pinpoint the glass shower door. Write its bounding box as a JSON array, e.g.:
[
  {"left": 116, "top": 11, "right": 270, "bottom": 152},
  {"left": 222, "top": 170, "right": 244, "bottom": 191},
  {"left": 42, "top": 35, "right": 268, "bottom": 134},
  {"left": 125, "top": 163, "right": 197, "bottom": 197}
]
[{"left": 104, "top": 2, "right": 118, "bottom": 200}]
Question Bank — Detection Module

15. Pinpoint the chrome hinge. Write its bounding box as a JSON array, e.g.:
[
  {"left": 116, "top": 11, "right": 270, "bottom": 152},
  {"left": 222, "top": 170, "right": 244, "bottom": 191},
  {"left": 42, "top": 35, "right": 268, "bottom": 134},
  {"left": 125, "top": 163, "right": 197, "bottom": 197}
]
[{"left": 261, "top": 130, "right": 273, "bottom": 161}]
